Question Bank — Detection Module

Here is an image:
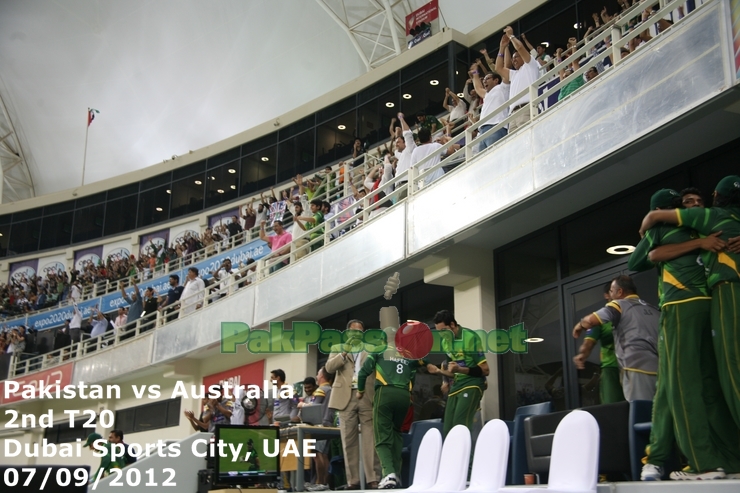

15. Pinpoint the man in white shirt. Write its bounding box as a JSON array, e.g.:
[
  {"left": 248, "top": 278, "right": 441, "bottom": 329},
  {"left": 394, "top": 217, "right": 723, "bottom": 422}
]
[
  {"left": 217, "top": 258, "right": 239, "bottom": 297},
  {"left": 410, "top": 128, "right": 459, "bottom": 188},
  {"left": 179, "top": 267, "right": 205, "bottom": 316},
  {"left": 394, "top": 113, "right": 417, "bottom": 199},
  {"left": 287, "top": 196, "right": 310, "bottom": 260},
  {"left": 69, "top": 301, "right": 83, "bottom": 343},
  {"left": 471, "top": 65, "right": 510, "bottom": 152},
  {"left": 496, "top": 25, "right": 542, "bottom": 133}
]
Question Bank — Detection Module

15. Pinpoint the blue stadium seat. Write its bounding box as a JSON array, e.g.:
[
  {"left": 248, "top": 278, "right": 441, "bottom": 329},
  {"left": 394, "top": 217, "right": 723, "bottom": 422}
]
[
  {"left": 506, "top": 401, "right": 553, "bottom": 485},
  {"left": 401, "top": 419, "right": 443, "bottom": 486}
]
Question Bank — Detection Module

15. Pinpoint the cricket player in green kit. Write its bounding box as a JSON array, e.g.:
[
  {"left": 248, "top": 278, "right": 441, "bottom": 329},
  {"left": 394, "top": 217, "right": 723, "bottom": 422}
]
[
  {"left": 631, "top": 188, "right": 740, "bottom": 480},
  {"left": 639, "top": 179, "right": 740, "bottom": 480},
  {"left": 428, "top": 310, "right": 489, "bottom": 437},
  {"left": 357, "top": 342, "right": 431, "bottom": 489}
]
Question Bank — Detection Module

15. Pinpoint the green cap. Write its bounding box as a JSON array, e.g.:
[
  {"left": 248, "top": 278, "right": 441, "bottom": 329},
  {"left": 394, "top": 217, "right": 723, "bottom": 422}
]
[
  {"left": 83, "top": 432, "right": 103, "bottom": 447},
  {"left": 715, "top": 175, "right": 740, "bottom": 197},
  {"left": 649, "top": 189, "right": 680, "bottom": 210}
]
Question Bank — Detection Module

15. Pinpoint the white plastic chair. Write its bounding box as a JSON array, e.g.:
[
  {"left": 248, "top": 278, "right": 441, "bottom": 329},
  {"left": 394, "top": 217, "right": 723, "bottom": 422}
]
[
  {"left": 403, "top": 428, "right": 443, "bottom": 491},
  {"left": 428, "top": 425, "right": 471, "bottom": 492},
  {"left": 500, "top": 409, "right": 600, "bottom": 493},
  {"left": 464, "top": 419, "right": 510, "bottom": 493}
]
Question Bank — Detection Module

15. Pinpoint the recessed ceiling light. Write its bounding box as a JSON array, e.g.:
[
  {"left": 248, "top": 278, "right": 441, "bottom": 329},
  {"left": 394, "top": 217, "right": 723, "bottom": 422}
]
[
  {"left": 524, "top": 337, "right": 544, "bottom": 343},
  {"left": 217, "top": 189, "right": 224, "bottom": 194},
  {"left": 155, "top": 207, "right": 163, "bottom": 212},
  {"left": 230, "top": 185, "right": 236, "bottom": 190},
  {"left": 166, "top": 189, "right": 171, "bottom": 194},
  {"left": 337, "top": 124, "right": 346, "bottom": 130},
  {"left": 402, "top": 93, "right": 412, "bottom": 99},
  {"left": 457, "top": 93, "right": 464, "bottom": 98},
  {"left": 386, "top": 102, "right": 395, "bottom": 108},
  {"left": 0, "top": 233, "right": 3, "bottom": 237},
  {"left": 429, "top": 80, "right": 439, "bottom": 85},
  {"left": 261, "top": 157, "right": 269, "bottom": 162},
  {"left": 573, "top": 23, "right": 580, "bottom": 29},
  {"left": 210, "top": 176, "right": 216, "bottom": 180},
  {"left": 228, "top": 168, "right": 236, "bottom": 174},
  {"left": 194, "top": 180, "right": 202, "bottom": 185},
  {"left": 542, "top": 42, "right": 550, "bottom": 47},
  {"left": 606, "top": 245, "right": 635, "bottom": 255},
  {"left": 455, "top": 71, "right": 458, "bottom": 75}
]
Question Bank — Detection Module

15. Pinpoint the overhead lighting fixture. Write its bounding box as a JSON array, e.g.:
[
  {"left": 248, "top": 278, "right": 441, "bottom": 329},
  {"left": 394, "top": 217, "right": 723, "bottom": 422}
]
[
  {"left": 261, "top": 157, "right": 269, "bottom": 162},
  {"left": 0, "top": 233, "right": 3, "bottom": 237},
  {"left": 385, "top": 102, "right": 395, "bottom": 108},
  {"left": 166, "top": 189, "right": 171, "bottom": 194},
  {"left": 230, "top": 185, "right": 236, "bottom": 190},
  {"left": 574, "top": 23, "right": 582, "bottom": 29},
  {"left": 217, "top": 189, "right": 224, "bottom": 194},
  {"left": 228, "top": 168, "right": 236, "bottom": 174},
  {"left": 155, "top": 207, "right": 163, "bottom": 212},
  {"left": 194, "top": 180, "right": 202, "bottom": 185},
  {"left": 457, "top": 93, "right": 464, "bottom": 98},
  {"left": 210, "top": 176, "right": 216, "bottom": 180},
  {"left": 542, "top": 42, "right": 550, "bottom": 47},
  {"left": 337, "top": 124, "right": 346, "bottom": 130},
  {"left": 429, "top": 80, "right": 439, "bottom": 85},
  {"left": 455, "top": 71, "right": 458, "bottom": 75},
  {"left": 606, "top": 245, "right": 635, "bottom": 255},
  {"left": 402, "top": 93, "right": 412, "bottom": 99},
  {"left": 524, "top": 337, "right": 544, "bottom": 343}
]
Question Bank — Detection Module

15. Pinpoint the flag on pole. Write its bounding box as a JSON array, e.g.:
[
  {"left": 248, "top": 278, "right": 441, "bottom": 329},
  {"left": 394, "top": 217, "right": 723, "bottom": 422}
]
[{"left": 87, "top": 108, "right": 99, "bottom": 127}]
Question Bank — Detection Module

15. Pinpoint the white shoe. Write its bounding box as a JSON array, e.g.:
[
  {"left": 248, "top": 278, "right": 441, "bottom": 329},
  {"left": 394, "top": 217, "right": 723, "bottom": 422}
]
[
  {"left": 641, "top": 463, "right": 663, "bottom": 481},
  {"left": 378, "top": 474, "right": 398, "bottom": 489},
  {"left": 725, "top": 472, "right": 740, "bottom": 479},
  {"left": 307, "top": 484, "right": 330, "bottom": 491},
  {"left": 670, "top": 468, "right": 726, "bottom": 480}
]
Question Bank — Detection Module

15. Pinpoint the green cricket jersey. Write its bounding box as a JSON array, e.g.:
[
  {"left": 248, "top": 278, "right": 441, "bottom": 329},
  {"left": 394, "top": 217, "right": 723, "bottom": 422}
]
[
  {"left": 357, "top": 349, "right": 427, "bottom": 392},
  {"left": 584, "top": 322, "right": 618, "bottom": 368},
  {"left": 628, "top": 223, "right": 710, "bottom": 307},
  {"left": 676, "top": 207, "right": 740, "bottom": 288},
  {"left": 441, "top": 327, "right": 487, "bottom": 396}
]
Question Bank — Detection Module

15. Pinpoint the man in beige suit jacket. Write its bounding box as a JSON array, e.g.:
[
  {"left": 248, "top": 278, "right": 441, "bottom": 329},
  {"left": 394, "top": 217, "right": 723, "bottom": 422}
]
[{"left": 325, "top": 319, "right": 381, "bottom": 489}]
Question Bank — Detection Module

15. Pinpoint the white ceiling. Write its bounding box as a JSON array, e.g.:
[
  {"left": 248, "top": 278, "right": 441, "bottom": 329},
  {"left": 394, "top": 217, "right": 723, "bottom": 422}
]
[{"left": 0, "top": 0, "right": 521, "bottom": 199}]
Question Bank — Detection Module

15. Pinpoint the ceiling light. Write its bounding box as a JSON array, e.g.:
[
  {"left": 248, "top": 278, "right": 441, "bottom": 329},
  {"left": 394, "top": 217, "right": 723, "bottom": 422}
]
[
  {"left": 166, "top": 189, "right": 171, "bottom": 194},
  {"left": 385, "top": 102, "right": 395, "bottom": 108},
  {"left": 337, "top": 124, "right": 346, "bottom": 130},
  {"left": 455, "top": 71, "right": 458, "bottom": 75},
  {"left": 230, "top": 185, "right": 236, "bottom": 190},
  {"left": 542, "top": 42, "right": 550, "bottom": 47},
  {"left": 261, "top": 157, "right": 269, "bottom": 162},
  {"left": 228, "top": 168, "right": 236, "bottom": 174},
  {"left": 194, "top": 180, "right": 202, "bottom": 185},
  {"left": 524, "top": 337, "right": 544, "bottom": 343},
  {"left": 217, "top": 189, "right": 224, "bottom": 194},
  {"left": 457, "top": 93, "right": 464, "bottom": 98},
  {"left": 210, "top": 176, "right": 216, "bottom": 180},
  {"left": 429, "top": 80, "right": 439, "bottom": 85},
  {"left": 155, "top": 207, "right": 163, "bottom": 212},
  {"left": 606, "top": 245, "right": 635, "bottom": 255},
  {"left": 0, "top": 233, "right": 3, "bottom": 237},
  {"left": 403, "top": 93, "right": 412, "bottom": 99}
]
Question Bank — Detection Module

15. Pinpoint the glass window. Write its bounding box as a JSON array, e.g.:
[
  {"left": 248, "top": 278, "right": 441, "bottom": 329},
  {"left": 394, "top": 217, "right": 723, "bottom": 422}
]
[
  {"left": 43, "top": 200, "right": 75, "bottom": 215},
  {"left": 138, "top": 185, "right": 171, "bottom": 228},
  {"left": 400, "top": 64, "right": 448, "bottom": 123},
  {"left": 0, "top": 224, "right": 10, "bottom": 257},
  {"left": 72, "top": 204, "right": 105, "bottom": 244},
  {"left": 358, "top": 89, "right": 400, "bottom": 149},
  {"left": 277, "top": 129, "right": 315, "bottom": 183},
  {"left": 105, "top": 195, "right": 139, "bottom": 236},
  {"left": 499, "top": 288, "right": 564, "bottom": 419},
  {"left": 9, "top": 219, "right": 41, "bottom": 254},
  {"left": 12, "top": 207, "right": 42, "bottom": 222},
  {"left": 497, "top": 229, "right": 558, "bottom": 300},
  {"left": 317, "top": 111, "right": 356, "bottom": 167},
  {"left": 140, "top": 172, "right": 171, "bottom": 191},
  {"left": 207, "top": 146, "right": 240, "bottom": 169},
  {"left": 170, "top": 174, "right": 205, "bottom": 219},
  {"left": 39, "top": 212, "right": 74, "bottom": 250},
  {"left": 206, "top": 164, "right": 240, "bottom": 208},
  {"left": 172, "top": 160, "right": 206, "bottom": 181},
  {"left": 240, "top": 147, "right": 277, "bottom": 196},
  {"left": 115, "top": 408, "right": 136, "bottom": 434},
  {"left": 75, "top": 192, "right": 107, "bottom": 209},
  {"left": 44, "top": 418, "right": 90, "bottom": 444},
  {"left": 108, "top": 183, "right": 139, "bottom": 200}
]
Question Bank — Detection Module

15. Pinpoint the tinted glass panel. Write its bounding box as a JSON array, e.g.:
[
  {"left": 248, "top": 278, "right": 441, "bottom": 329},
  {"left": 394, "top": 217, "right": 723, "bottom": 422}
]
[
  {"left": 137, "top": 185, "right": 171, "bottom": 228},
  {"left": 72, "top": 204, "right": 105, "bottom": 243},
  {"left": 44, "top": 200, "right": 75, "bottom": 215},
  {"left": 0, "top": 224, "right": 10, "bottom": 257},
  {"left": 358, "top": 89, "right": 400, "bottom": 148},
  {"left": 497, "top": 229, "right": 558, "bottom": 300},
  {"left": 170, "top": 174, "right": 205, "bottom": 218},
  {"left": 39, "top": 212, "right": 74, "bottom": 250},
  {"left": 401, "top": 48, "right": 448, "bottom": 83},
  {"left": 172, "top": 160, "right": 206, "bottom": 181},
  {"left": 316, "top": 111, "right": 356, "bottom": 167},
  {"left": 205, "top": 165, "right": 239, "bottom": 208},
  {"left": 75, "top": 192, "right": 107, "bottom": 209},
  {"left": 240, "top": 147, "right": 277, "bottom": 196},
  {"left": 9, "top": 219, "right": 41, "bottom": 254},
  {"left": 317, "top": 96, "right": 356, "bottom": 124},
  {"left": 115, "top": 408, "right": 136, "bottom": 434},
  {"left": 277, "top": 129, "right": 315, "bottom": 183},
  {"left": 104, "top": 195, "right": 139, "bottom": 236},
  {"left": 279, "top": 115, "right": 315, "bottom": 141},
  {"left": 141, "top": 172, "right": 172, "bottom": 191},
  {"left": 135, "top": 401, "right": 168, "bottom": 432},
  {"left": 108, "top": 183, "right": 139, "bottom": 200},
  {"left": 241, "top": 133, "right": 277, "bottom": 156},
  {"left": 13, "top": 208, "right": 42, "bottom": 222},
  {"left": 358, "top": 74, "right": 399, "bottom": 105},
  {"left": 167, "top": 399, "right": 181, "bottom": 426},
  {"left": 207, "top": 147, "right": 240, "bottom": 169},
  {"left": 400, "top": 64, "right": 448, "bottom": 121}
]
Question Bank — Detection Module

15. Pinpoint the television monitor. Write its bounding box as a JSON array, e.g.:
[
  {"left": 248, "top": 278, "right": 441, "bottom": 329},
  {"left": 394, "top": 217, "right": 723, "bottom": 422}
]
[{"left": 214, "top": 425, "right": 280, "bottom": 486}]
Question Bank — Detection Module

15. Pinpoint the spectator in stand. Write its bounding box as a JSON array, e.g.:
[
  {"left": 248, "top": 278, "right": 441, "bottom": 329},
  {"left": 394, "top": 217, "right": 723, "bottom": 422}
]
[
  {"left": 226, "top": 215, "right": 244, "bottom": 246},
  {"left": 260, "top": 220, "right": 292, "bottom": 273},
  {"left": 88, "top": 307, "right": 109, "bottom": 339},
  {"left": 69, "top": 279, "right": 82, "bottom": 303},
  {"left": 180, "top": 267, "right": 205, "bottom": 316},
  {"left": 471, "top": 61, "right": 510, "bottom": 152},
  {"left": 54, "top": 323, "right": 72, "bottom": 358},
  {"left": 203, "top": 385, "right": 234, "bottom": 433},
  {"left": 295, "top": 200, "right": 325, "bottom": 252},
  {"left": 416, "top": 111, "right": 440, "bottom": 134},
  {"left": 113, "top": 308, "right": 128, "bottom": 332},
  {"left": 216, "top": 257, "right": 240, "bottom": 296},
  {"left": 394, "top": 113, "right": 417, "bottom": 199},
  {"left": 521, "top": 34, "right": 552, "bottom": 77},
  {"left": 119, "top": 279, "right": 143, "bottom": 328},
  {"left": 410, "top": 127, "right": 459, "bottom": 188},
  {"left": 5, "top": 326, "right": 26, "bottom": 355},
  {"left": 141, "top": 287, "right": 158, "bottom": 331},
  {"left": 286, "top": 194, "right": 310, "bottom": 261},
  {"left": 351, "top": 138, "right": 365, "bottom": 167},
  {"left": 441, "top": 88, "right": 468, "bottom": 132},
  {"left": 158, "top": 274, "right": 184, "bottom": 322},
  {"left": 496, "top": 26, "right": 541, "bottom": 133},
  {"left": 70, "top": 302, "right": 83, "bottom": 344},
  {"left": 242, "top": 201, "right": 257, "bottom": 234}
]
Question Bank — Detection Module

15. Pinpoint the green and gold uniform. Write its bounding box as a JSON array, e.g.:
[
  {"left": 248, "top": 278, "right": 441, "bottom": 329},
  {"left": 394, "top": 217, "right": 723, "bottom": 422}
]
[
  {"left": 677, "top": 206, "right": 740, "bottom": 430},
  {"left": 441, "top": 327, "right": 487, "bottom": 436},
  {"left": 629, "top": 222, "right": 740, "bottom": 472},
  {"left": 584, "top": 322, "right": 625, "bottom": 404},
  {"left": 358, "top": 349, "right": 427, "bottom": 479}
]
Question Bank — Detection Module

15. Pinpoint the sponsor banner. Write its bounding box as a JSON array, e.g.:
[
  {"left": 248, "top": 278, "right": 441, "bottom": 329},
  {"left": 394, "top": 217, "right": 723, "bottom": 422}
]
[
  {"left": 202, "top": 361, "right": 265, "bottom": 395},
  {"left": 6, "top": 238, "right": 272, "bottom": 331},
  {"left": 170, "top": 220, "right": 200, "bottom": 244},
  {"left": 0, "top": 362, "right": 74, "bottom": 405},
  {"left": 406, "top": 0, "right": 438, "bottom": 48},
  {"left": 8, "top": 259, "right": 38, "bottom": 283},
  {"left": 37, "top": 254, "right": 67, "bottom": 278},
  {"left": 102, "top": 239, "right": 133, "bottom": 263},
  {"left": 208, "top": 209, "right": 239, "bottom": 229},
  {"left": 139, "top": 229, "right": 169, "bottom": 258},
  {"left": 74, "top": 246, "right": 103, "bottom": 271},
  {"left": 733, "top": 0, "right": 740, "bottom": 80}
]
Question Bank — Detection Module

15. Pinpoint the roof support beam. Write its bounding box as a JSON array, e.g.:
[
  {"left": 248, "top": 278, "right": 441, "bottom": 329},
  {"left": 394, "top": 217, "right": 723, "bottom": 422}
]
[{"left": 315, "top": 0, "right": 371, "bottom": 71}]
